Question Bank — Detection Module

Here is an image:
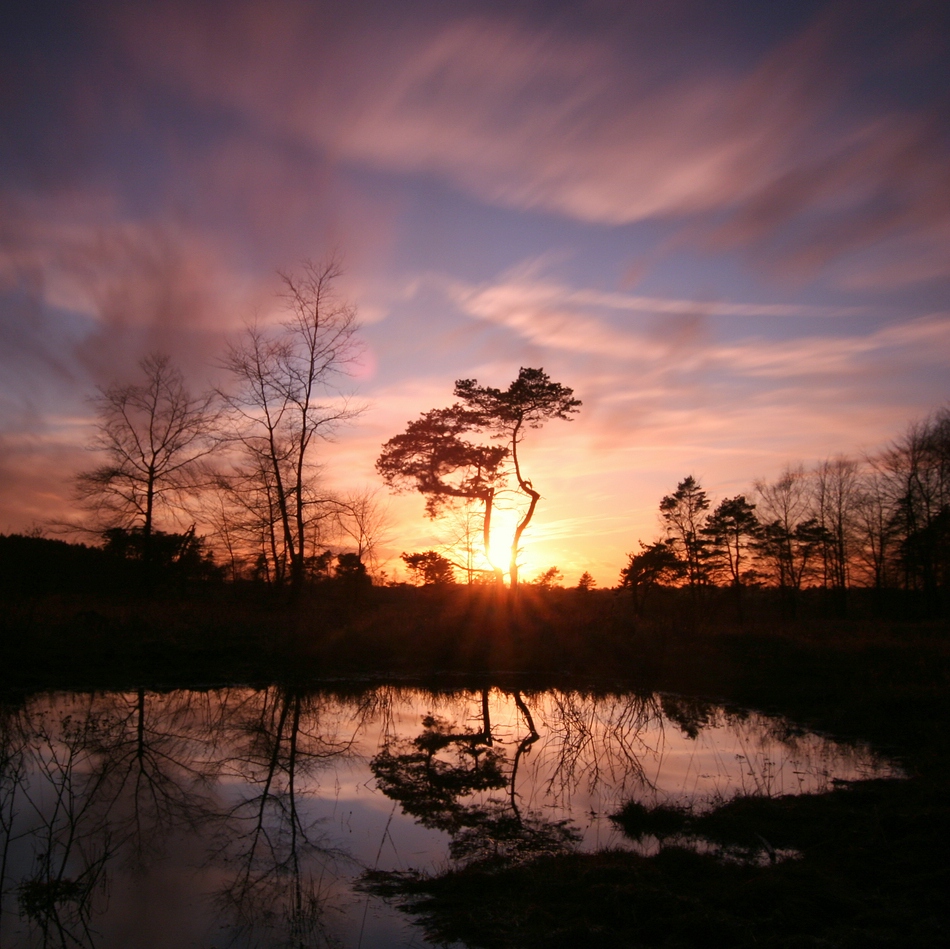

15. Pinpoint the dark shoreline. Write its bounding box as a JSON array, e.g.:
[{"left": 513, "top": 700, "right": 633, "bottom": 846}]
[{"left": 3, "top": 586, "right": 947, "bottom": 756}]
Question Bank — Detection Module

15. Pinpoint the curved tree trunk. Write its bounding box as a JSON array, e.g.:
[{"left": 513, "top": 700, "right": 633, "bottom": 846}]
[
  {"left": 507, "top": 420, "right": 540, "bottom": 588},
  {"left": 509, "top": 487, "right": 540, "bottom": 588}
]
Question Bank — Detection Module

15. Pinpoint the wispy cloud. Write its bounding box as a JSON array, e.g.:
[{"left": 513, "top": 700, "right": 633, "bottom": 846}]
[
  {"left": 439, "top": 264, "right": 863, "bottom": 365},
  {"left": 115, "top": 1, "right": 950, "bottom": 284},
  {"left": 435, "top": 266, "right": 943, "bottom": 381}
]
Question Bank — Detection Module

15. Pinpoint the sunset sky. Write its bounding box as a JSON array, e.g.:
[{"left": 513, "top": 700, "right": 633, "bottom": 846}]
[{"left": 2, "top": 0, "right": 949, "bottom": 584}]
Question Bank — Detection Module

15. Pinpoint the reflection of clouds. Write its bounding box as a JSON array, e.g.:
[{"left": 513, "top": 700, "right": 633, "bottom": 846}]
[{"left": 1, "top": 686, "right": 901, "bottom": 944}]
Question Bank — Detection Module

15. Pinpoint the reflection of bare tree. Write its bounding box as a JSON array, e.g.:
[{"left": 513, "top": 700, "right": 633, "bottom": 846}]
[
  {"left": 0, "top": 687, "right": 369, "bottom": 949},
  {"left": 89, "top": 689, "right": 221, "bottom": 865},
  {"left": 0, "top": 690, "right": 223, "bottom": 948},
  {"left": 534, "top": 691, "right": 665, "bottom": 807},
  {"left": 532, "top": 690, "right": 853, "bottom": 812},
  {"left": 371, "top": 689, "right": 580, "bottom": 867},
  {"left": 212, "top": 687, "right": 357, "bottom": 949},
  {"left": 1, "top": 700, "right": 28, "bottom": 941},
  {"left": 10, "top": 696, "right": 117, "bottom": 948},
  {"left": 0, "top": 685, "right": 895, "bottom": 948}
]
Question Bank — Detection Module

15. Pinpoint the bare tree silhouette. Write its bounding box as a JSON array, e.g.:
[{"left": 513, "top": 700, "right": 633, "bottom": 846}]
[
  {"left": 74, "top": 353, "right": 218, "bottom": 582},
  {"left": 219, "top": 258, "right": 361, "bottom": 594}
]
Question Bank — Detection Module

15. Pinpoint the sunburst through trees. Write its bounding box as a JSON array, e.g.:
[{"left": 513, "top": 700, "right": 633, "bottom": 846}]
[{"left": 377, "top": 368, "right": 581, "bottom": 587}]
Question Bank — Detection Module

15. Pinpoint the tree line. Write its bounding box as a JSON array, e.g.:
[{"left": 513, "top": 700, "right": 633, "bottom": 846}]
[
  {"left": 13, "top": 251, "right": 946, "bottom": 608},
  {"left": 622, "top": 408, "right": 950, "bottom": 618}
]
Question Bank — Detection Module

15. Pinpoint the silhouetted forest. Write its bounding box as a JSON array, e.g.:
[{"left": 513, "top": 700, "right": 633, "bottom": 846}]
[
  {"left": 2, "top": 256, "right": 935, "bottom": 627},
  {"left": 3, "top": 406, "right": 947, "bottom": 631},
  {"left": 622, "top": 405, "right": 950, "bottom": 621}
]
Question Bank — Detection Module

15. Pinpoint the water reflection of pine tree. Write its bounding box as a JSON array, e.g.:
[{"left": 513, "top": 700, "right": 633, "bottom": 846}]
[{"left": 371, "top": 689, "right": 580, "bottom": 867}]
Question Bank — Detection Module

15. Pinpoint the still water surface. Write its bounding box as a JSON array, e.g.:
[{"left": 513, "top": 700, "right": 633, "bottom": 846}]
[{"left": 0, "top": 686, "right": 898, "bottom": 948}]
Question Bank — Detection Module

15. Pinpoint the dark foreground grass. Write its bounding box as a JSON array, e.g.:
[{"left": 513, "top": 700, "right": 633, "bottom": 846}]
[
  {"left": 3, "top": 585, "right": 949, "bottom": 947},
  {"left": 364, "top": 746, "right": 950, "bottom": 947},
  {"left": 366, "top": 779, "right": 948, "bottom": 948}
]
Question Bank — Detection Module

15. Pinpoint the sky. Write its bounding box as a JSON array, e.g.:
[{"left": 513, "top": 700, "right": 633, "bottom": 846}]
[{"left": 1, "top": 0, "right": 949, "bottom": 584}]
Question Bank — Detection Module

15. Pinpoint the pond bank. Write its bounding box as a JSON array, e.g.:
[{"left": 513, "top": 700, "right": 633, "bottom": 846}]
[
  {"left": 2, "top": 588, "right": 946, "bottom": 763},
  {"left": 367, "top": 773, "right": 946, "bottom": 948}
]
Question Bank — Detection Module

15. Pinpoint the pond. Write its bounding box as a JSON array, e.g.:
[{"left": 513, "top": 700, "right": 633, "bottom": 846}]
[{"left": 0, "top": 686, "right": 899, "bottom": 948}]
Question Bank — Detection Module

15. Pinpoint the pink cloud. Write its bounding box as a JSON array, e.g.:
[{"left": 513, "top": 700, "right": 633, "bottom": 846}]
[
  {"left": 435, "top": 268, "right": 950, "bottom": 387},
  {"left": 114, "top": 2, "right": 950, "bottom": 283}
]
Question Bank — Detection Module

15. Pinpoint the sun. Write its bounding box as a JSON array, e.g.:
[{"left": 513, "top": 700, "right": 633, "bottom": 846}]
[
  {"left": 439, "top": 503, "right": 557, "bottom": 584},
  {"left": 485, "top": 507, "right": 544, "bottom": 579}
]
